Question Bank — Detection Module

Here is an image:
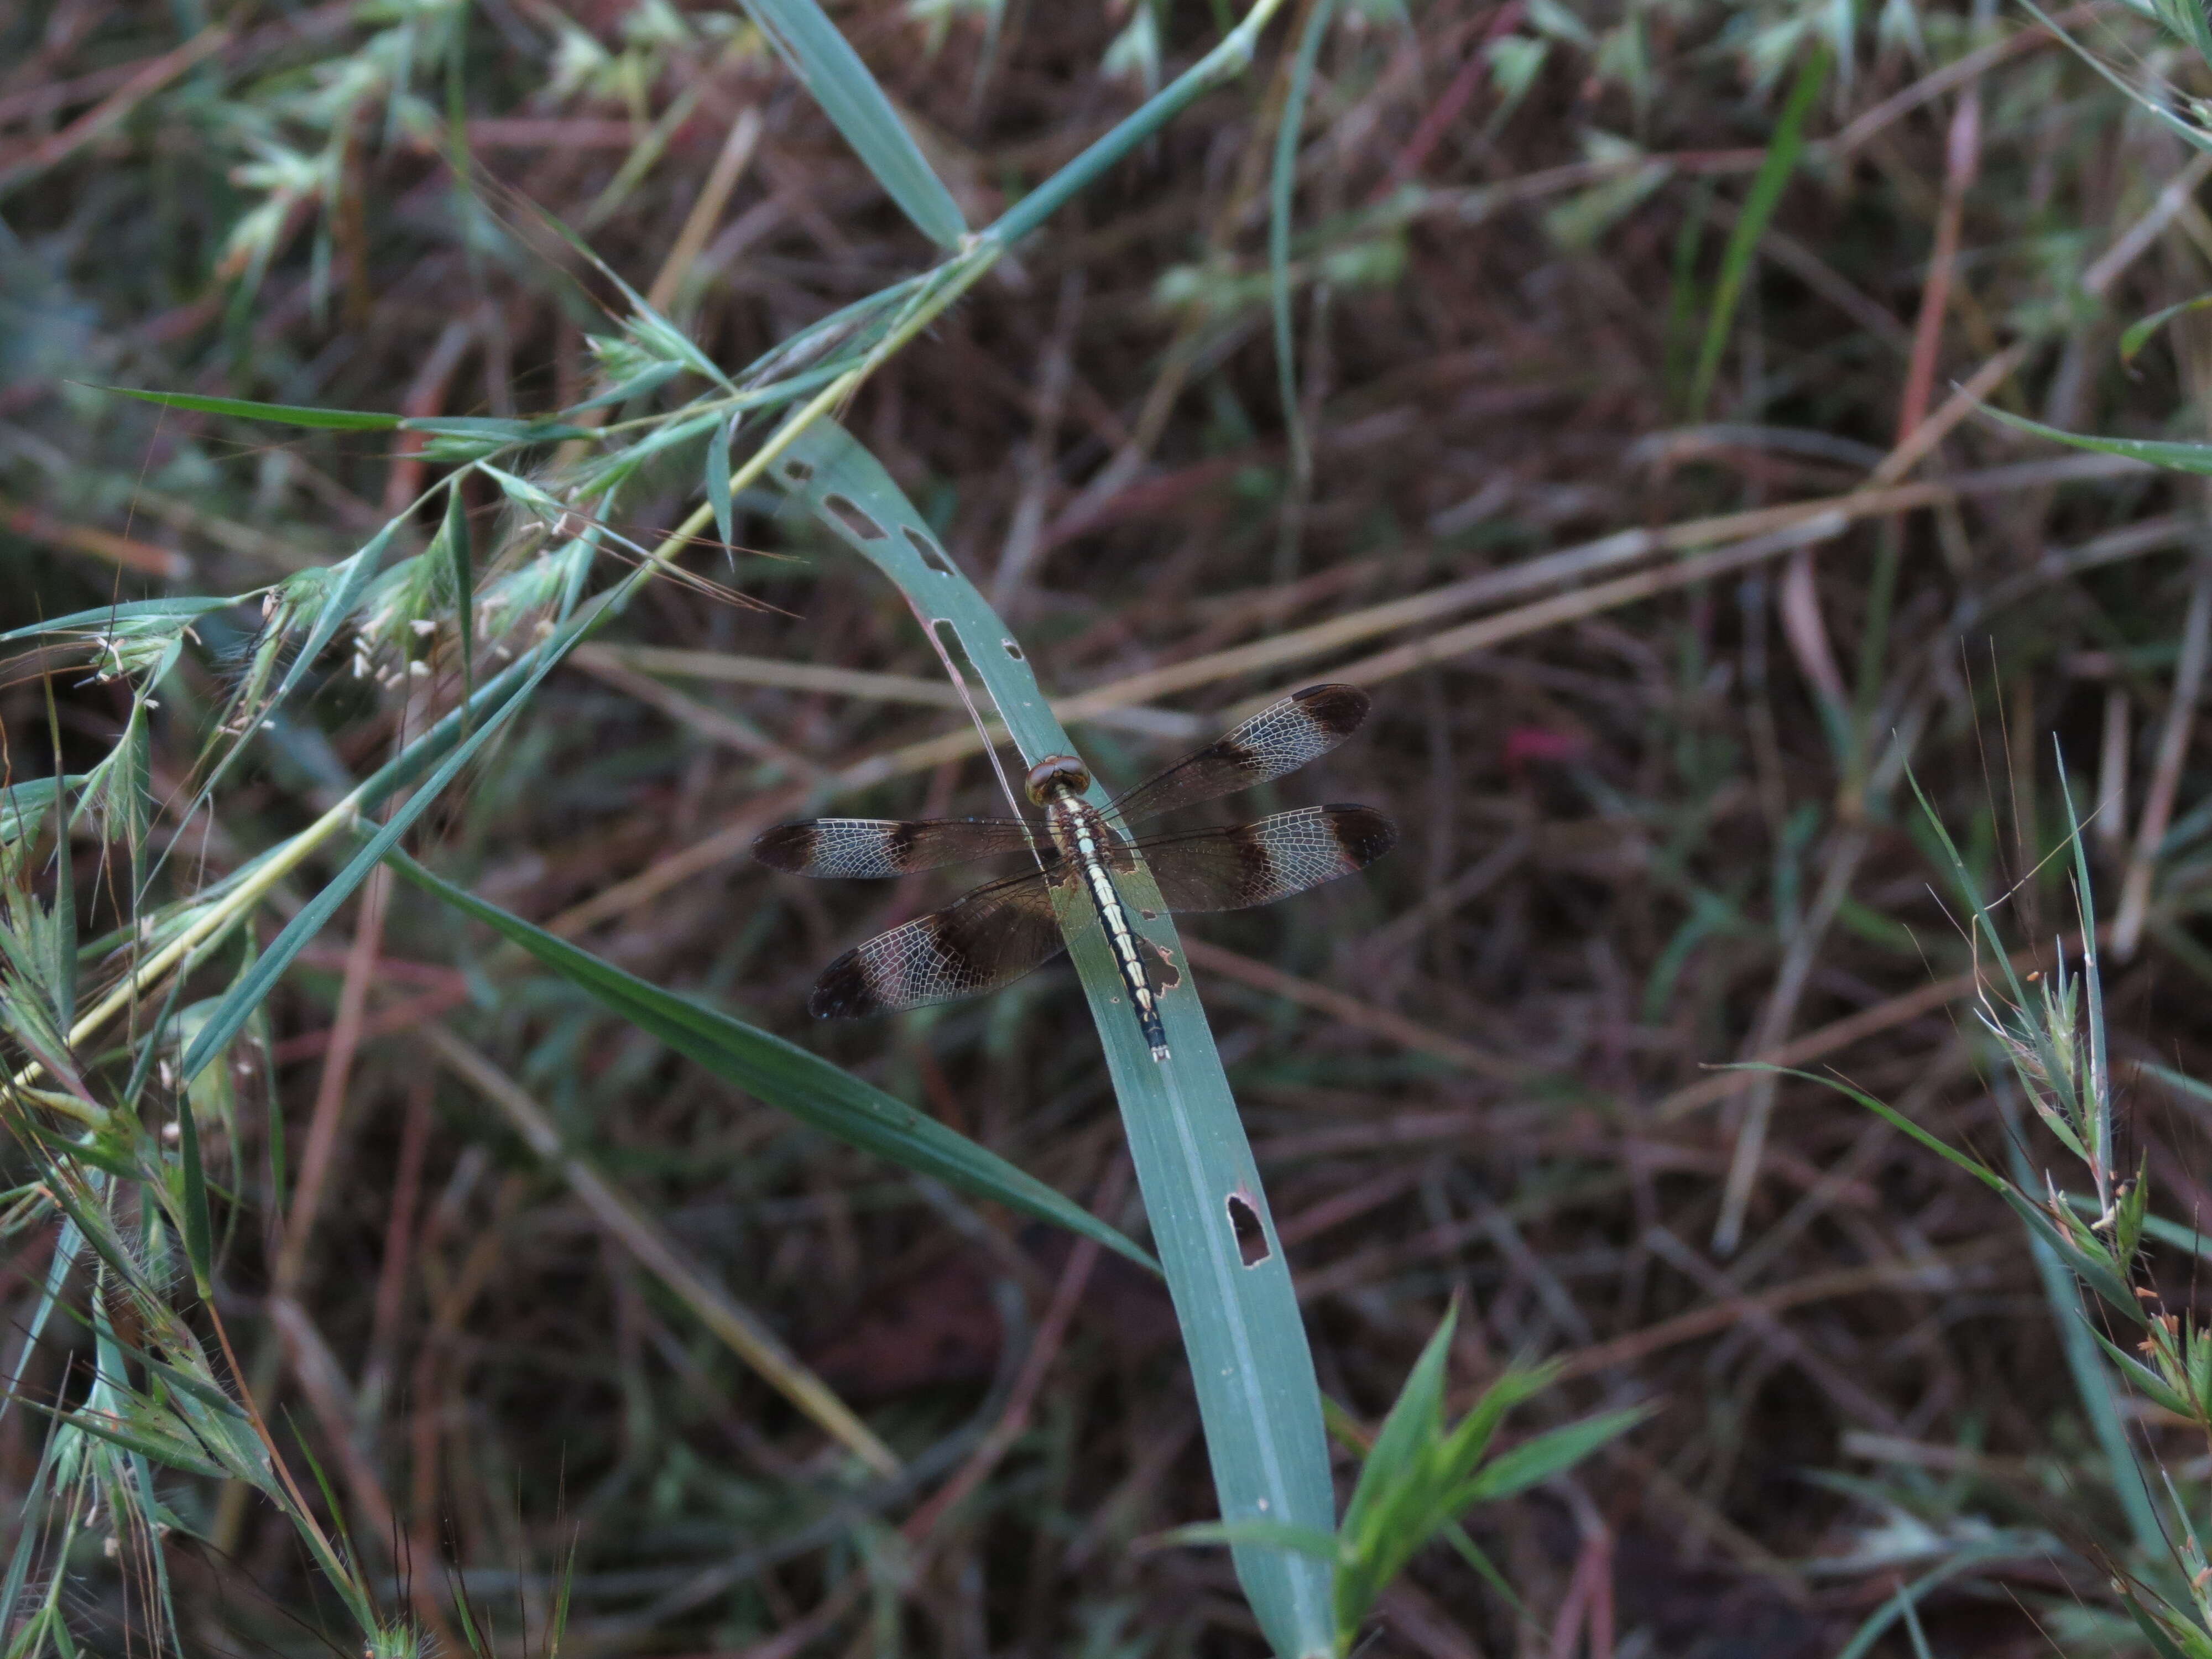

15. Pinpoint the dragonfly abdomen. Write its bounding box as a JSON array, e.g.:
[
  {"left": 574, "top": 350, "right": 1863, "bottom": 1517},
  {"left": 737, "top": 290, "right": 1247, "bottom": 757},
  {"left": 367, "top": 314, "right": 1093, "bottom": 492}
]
[{"left": 1048, "top": 794, "right": 1170, "bottom": 1061}]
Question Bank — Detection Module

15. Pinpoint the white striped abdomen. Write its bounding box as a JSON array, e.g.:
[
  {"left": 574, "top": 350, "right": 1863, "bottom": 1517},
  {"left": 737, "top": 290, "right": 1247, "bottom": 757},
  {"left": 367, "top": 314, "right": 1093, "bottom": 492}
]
[{"left": 1045, "top": 792, "right": 1169, "bottom": 1060}]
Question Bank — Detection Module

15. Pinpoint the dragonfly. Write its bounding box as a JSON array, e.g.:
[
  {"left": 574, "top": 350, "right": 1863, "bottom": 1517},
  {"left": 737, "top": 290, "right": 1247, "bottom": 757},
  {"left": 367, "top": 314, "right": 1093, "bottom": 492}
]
[{"left": 753, "top": 684, "right": 1395, "bottom": 1062}]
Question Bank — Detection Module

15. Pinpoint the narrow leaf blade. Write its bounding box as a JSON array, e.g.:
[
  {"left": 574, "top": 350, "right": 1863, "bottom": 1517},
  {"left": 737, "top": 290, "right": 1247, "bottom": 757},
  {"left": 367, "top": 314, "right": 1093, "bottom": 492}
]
[
  {"left": 706, "top": 412, "right": 738, "bottom": 559},
  {"left": 381, "top": 847, "right": 1158, "bottom": 1274},
  {"left": 737, "top": 0, "right": 967, "bottom": 247},
  {"left": 91, "top": 385, "right": 402, "bottom": 430},
  {"left": 1454, "top": 1405, "right": 1652, "bottom": 1503},
  {"left": 441, "top": 477, "right": 476, "bottom": 717},
  {"left": 0, "top": 598, "right": 239, "bottom": 644},
  {"left": 1979, "top": 401, "right": 2212, "bottom": 474},
  {"left": 175, "top": 1093, "right": 215, "bottom": 1298},
  {"left": 1688, "top": 44, "right": 1828, "bottom": 418}
]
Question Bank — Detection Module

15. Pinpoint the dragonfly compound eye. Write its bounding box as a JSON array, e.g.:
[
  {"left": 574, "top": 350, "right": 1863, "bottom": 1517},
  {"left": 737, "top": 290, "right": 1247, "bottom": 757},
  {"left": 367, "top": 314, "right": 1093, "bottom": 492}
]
[{"left": 1024, "top": 754, "right": 1092, "bottom": 804}]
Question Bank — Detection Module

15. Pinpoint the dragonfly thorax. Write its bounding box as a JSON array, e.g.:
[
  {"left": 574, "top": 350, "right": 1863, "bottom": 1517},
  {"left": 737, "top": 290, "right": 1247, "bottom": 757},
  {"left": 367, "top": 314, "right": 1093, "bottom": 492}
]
[
  {"left": 1024, "top": 754, "right": 1092, "bottom": 805},
  {"left": 1042, "top": 792, "right": 1123, "bottom": 867}
]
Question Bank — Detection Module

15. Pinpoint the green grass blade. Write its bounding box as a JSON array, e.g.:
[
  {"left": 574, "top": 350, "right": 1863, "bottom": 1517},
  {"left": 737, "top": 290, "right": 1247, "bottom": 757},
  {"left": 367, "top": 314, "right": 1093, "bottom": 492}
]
[
  {"left": 1454, "top": 1405, "right": 1651, "bottom": 1503},
  {"left": 42, "top": 729, "right": 75, "bottom": 1034},
  {"left": 2121, "top": 293, "right": 2212, "bottom": 362},
  {"left": 2016, "top": 0, "right": 2212, "bottom": 159},
  {"left": 0, "top": 1421, "right": 65, "bottom": 1633},
  {"left": 1741, "top": 1065, "right": 2010, "bottom": 1191},
  {"left": 0, "top": 778, "right": 86, "bottom": 846},
  {"left": 380, "top": 846, "right": 1157, "bottom": 1274},
  {"left": 0, "top": 1215, "right": 81, "bottom": 1434},
  {"left": 1340, "top": 1302, "right": 1454, "bottom": 1537},
  {"left": 1686, "top": 44, "right": 1828, "bottom": 419},
  {"left": 89, "top": 385, "right": 402, "bottom": 429},
  {"left": 2054, "top": 757, "right": 2111, "bottom": 1177},
  {"left": 0, "top": 599, "right": 240, "bottom": 644},
  {"left": 766, "top": 415, "right": 1338, "bottom": 1659},
  {"left": 1333, "top": 1303, "right": 1458, "bottom": 1639},
  {"left": 1152, "top": 1521, "right": 1339, "bottom": 1558},
  {"left": 1978, "top": 402, "right": 2212, "bottom": 474},
  {"left": 438, "top": 477, "right": 476, "bottom": 723},
  {"left": 174, "top": 1089, "right": 214, "bottom": 1300},
  {"left": 1441, "top": 1524, "right": 1523, "bottom": 1613},
  {"left": 21, "top": 1399, "right": 231, "bottom": 1482},
  {"left": 2002, "top": 1126, "right": 2164, "bottom": 1553},
  {"left": 706, "top": 412, "right": 738, "bottom": 559},
  {"left": 1271, "top": 0, "right": 1334, "bottom": 503},
  {"left": 398, "top": 416, "right": 597, "bottom": 442},
  {"left": 987, "top": 0, "right": 1293, "bottom": 246},
  {"left": 737, "top": 0, "right": 967, "bottom": 247},
  {"left": 1833, "top": 1545, "right": 2031, "bottom": 1659},
  {"left": 2120, "top": 1586, "right": 2199, "bottom": 1659}
]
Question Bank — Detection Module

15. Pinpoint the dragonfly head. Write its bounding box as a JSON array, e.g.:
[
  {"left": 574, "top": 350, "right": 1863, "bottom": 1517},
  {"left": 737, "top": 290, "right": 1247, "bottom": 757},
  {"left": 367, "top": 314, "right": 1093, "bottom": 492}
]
[{"left": 1023, "top": 754, "right": 1092, "bottom": 805}]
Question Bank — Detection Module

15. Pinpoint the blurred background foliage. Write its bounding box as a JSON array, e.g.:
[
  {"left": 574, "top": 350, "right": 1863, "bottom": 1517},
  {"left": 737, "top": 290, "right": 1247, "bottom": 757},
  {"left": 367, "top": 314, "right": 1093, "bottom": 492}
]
[{"left": 12, "top": 0, "right": 2212, "bottom": 1651}]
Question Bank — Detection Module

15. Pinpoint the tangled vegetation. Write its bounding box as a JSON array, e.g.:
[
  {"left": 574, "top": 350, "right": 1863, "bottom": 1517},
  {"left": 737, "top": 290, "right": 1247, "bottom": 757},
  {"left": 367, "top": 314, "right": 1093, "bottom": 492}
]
[{"left": 12, "top": 0, "right": 2212, "bottom": 1652}]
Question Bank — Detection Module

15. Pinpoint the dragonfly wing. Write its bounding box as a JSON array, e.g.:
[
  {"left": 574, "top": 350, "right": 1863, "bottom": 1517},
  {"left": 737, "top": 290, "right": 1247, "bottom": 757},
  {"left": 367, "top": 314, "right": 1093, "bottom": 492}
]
[
  {"left": 754, "top": 817, "right": 1034, "bottom": 878},
  {"left": 1134, "top": 805, "right": 1395, "bottom": 914},
  {"left": 1108, "top": 684, "right": 1371, "bottom": 826},
  {"left": 810, "top": 869, "right": 1069, "bottom": 1017}
]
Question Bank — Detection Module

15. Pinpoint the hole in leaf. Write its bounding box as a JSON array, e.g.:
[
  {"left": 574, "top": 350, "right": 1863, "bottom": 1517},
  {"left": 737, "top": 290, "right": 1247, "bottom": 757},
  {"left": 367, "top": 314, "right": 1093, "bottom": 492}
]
[
  {"left": 930, "top": 619, "right": 982, "bottom": 686},
  {"left": 822, "top": 494, "right": 886, "bottom": 540},
  {"left": 1150, "top": 941, "right": 1181, "bottom": 989},
  {"left": 783, "top": 460, "right": 813, "bottom": 482},
  {"left": 904, "top": 525, "right": 953, "bottom": 573},
  {"left": 1138, "top": 906, "right": 1157, "bottom": 921},
  {"left": 1003, "top": 639, "right": 1025, "bottom": 660},
  {"left": 1227, "top": 1194, "right": 1270, "bottom": 1267}
]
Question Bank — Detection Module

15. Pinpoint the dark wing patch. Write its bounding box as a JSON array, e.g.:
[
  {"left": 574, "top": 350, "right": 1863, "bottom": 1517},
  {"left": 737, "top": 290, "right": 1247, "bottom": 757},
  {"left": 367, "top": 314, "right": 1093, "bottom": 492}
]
[
  {"left": 810, "top": 870, "right": 1069, "bottom": 1018},
  {"left": 1134, "top": 805, "right": 1395, "bottom": 913},
  {"left": 1107, "top": 684, "right": 1372, "bottom": 827},
  {"left": 753, "top": 817, "right": 1034, "bottom": 878}
]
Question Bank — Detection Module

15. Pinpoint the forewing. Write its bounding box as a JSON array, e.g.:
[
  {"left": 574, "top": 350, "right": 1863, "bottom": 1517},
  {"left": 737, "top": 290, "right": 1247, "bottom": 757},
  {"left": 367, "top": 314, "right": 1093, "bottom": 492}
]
[
  {"left": 1135, "top": 805, "right": 1396, "bottom": 914},
  {"left": 810, "top": 870, "right": 1068, "bottom": 1017},
  {"left": 754, "top": 817, "right": 1033, "bottom": 878},
  {"left": 1108, "top": 684, "right": 1371, "bottom": 826}
]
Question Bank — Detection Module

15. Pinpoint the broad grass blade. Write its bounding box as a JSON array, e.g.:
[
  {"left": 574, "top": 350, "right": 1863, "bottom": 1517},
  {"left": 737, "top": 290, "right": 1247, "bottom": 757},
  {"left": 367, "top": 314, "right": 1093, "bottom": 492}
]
[
  {"left": 767, "top": 416, "right": 1338, "bottom": 1659},
  {"left": 381, "top": 845, "right": 1156, "bottom": 1274},
  {"left": 737, "top": 0, "right": 968, "bottom": 248}
]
